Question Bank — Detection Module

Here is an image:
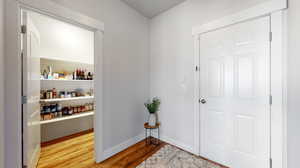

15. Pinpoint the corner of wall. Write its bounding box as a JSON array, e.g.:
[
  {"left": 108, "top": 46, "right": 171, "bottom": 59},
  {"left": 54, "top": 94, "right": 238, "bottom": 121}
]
[
  {"left": 98, "top": 133, "right": 144, "bottom": 162},
  {"left": 0, "top": 0, "right": 5, "bottom": 167},
  {"left": 160, "top": 134, "right": 195, "bottom": 154}
]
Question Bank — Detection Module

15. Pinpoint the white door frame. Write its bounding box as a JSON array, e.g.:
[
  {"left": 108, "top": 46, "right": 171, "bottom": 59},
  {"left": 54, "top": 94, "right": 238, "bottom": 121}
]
[
  {"left": 4, "top": 0, "right": 104, "bottom": 167},
  {"left": 192, "top": 1, "right": 287, "bottom": 168}
]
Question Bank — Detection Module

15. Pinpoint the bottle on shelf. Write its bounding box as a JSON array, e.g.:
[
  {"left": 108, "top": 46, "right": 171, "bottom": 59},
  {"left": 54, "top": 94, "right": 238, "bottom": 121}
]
[
  {"left": 52, "top": 88, "right": 57, "bottom": 99},
  {"left": 41, "top": 88, "right": 94, "bottom": 100},
  {"left": 41, "top": 66, "right": 94, "bottom": 81},
  {"left": 41, "top": 102, "right": 95, "bottom": 121}
]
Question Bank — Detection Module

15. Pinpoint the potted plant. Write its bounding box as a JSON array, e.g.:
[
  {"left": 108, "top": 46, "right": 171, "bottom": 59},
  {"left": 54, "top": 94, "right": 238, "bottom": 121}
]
[{"left": 144, "top": 97, "right": 161, "bottom": 126}]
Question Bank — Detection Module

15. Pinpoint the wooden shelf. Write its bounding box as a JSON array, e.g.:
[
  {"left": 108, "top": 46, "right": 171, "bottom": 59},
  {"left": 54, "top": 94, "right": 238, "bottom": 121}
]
[
  {"left": 40, "top": 111, "right": 94, "bottom": 124},
  {"left": 41, "top": 79, "right": 94, "bottom": 82},
  {"left": 40, "top": 57, "right": 93, "bottom": 65},
  {"left": 40, "top": 96, "right": 94, "bottom": 103},
  {"left": 144, "top": 122, "right": 160, "bottom": 129}
]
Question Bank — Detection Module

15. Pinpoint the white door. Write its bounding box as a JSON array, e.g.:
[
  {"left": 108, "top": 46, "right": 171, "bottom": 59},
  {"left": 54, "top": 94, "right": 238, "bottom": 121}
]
[
  {"left": 199, "top": 16, "right": 270, "bottom": 168},
  {"left": 22, "top": 11, "right": 41, "bottom": 168}
]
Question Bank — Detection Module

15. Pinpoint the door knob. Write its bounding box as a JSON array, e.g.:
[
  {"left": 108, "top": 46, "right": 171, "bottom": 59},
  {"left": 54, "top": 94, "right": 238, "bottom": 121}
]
[{"left": 200, "top": 98, "right": 206, "bottom": 104}]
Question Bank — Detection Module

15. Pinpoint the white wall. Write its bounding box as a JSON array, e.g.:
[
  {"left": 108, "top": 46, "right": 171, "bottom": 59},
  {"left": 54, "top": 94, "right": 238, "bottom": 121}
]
[
  {"left": 30, "top": 12, "right": 94, "bottom": 64},
  {"left": 41, "top": 116, "right": 93, "bottom": 142},
  {"left": 51, "top": 0, "right": 149, "bottom": 152},
  {"left": 287, "top": 0, "right": 300, "bottom": 168},
  {"left": 150, "top": 0, "right": 268, "bottom": 152},
  {"left": 0, "top": 0, "right": 4, "bottom": 167}
]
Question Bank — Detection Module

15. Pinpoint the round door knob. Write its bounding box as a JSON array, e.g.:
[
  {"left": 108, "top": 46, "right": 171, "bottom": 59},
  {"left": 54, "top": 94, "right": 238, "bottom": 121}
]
[{"left": 200, "top": 98, "right": 206, "bottom": 104}]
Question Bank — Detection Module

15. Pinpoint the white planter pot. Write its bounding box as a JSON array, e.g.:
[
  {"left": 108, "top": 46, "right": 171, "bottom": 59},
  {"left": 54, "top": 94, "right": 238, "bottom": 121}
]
[{"left": 148, "top": 113, "right": 156, "bottom": 126}]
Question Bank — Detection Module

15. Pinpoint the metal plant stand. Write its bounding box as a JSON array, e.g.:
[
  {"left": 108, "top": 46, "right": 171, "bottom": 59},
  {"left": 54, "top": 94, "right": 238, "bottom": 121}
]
[{"left": 144, "top": 122, "right": 160, "bottom": 145}]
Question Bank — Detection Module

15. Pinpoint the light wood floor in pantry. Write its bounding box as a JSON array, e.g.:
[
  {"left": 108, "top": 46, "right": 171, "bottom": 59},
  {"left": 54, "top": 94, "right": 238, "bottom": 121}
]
[{"left": 37, "top": 130, "right": 166, "bottom": 168}]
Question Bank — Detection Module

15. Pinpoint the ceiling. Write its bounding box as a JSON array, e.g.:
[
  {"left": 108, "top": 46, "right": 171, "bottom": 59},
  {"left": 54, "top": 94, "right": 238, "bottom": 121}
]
[{"left": 121, "top": 0, "right": 187, "bottom": 18}]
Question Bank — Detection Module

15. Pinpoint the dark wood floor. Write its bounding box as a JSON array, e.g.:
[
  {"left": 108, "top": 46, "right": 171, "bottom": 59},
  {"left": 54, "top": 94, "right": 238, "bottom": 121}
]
[{"left": 37, "top": 130, "right": 166, "bottom": 168}]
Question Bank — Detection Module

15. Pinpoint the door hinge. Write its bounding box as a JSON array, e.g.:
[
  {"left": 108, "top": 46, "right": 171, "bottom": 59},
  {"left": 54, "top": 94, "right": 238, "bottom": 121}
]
[
  {"left": 21, "top": 25, "right": 27, "bottom": 34},
  {"left": 22, "top": 96, "right": 27, "bottom": 104},
  {"left": 270, "top": 158, "right": 273, "bottom": 168},
  {"left": 195, "top": 66, "right": 199, "bottom": 71},
  {"left": 269, "top": 95, "right": 273, "bottom": 105},
  {"left": 269, "top": 32, "right": 273, "bottom": 42}
]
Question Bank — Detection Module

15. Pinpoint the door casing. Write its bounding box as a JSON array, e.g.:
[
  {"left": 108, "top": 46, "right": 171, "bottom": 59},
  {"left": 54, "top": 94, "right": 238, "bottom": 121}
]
[{"left": 4, "top": 0, "right": 104, "bottom": 168}]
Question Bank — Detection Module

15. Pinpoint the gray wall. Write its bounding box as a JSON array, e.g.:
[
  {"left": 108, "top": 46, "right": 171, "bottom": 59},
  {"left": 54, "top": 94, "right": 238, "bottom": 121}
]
[
  {"left": 287, "top": 0, "right": 300, "bottom": 167},
  {"left": 149, "top": 0, "right": 268, "bottom": 152},
  {"left": 0, "top": 0, "right": 4, "bottom": 167},
  {"left": 51, "top": 0, "right": 149, "bottom": 151},
  {"left": 3, "top": 0, "right": 299, "bottom": 168}
]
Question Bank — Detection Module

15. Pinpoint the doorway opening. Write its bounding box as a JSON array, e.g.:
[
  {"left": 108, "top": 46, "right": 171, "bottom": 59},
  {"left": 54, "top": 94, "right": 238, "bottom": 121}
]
[{"left": 21, "top": 10, "right": 96, "bottom": 168}]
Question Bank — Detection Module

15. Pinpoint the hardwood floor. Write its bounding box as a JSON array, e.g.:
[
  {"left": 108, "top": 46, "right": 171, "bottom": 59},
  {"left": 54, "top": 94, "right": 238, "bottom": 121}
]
[
  {"left": 37, "top": 131, "right": 166, "bottom": 168},
  {"left": 37, "top": 130, "right": 228, "bottom": 168}
]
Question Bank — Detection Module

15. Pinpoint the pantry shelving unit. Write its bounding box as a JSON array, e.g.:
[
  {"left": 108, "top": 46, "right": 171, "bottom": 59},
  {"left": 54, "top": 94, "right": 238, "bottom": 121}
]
[
  {"left": 40, "top": 96, "right": 94, "bottom": 103},
  {"left": 40, "top": 56, "right": 93, "bottom": 66},
  {"left": 40, "top": 111, "right": 94, "bottom": 125},
  {"left": 40, "top": 57, "right": 95, "bottom": 142}
]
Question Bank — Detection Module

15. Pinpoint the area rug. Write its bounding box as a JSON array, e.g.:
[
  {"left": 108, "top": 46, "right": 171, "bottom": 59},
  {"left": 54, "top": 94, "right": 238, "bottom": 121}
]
[{"left": 136, "top": 145, "right": 223, "bottom": 168}]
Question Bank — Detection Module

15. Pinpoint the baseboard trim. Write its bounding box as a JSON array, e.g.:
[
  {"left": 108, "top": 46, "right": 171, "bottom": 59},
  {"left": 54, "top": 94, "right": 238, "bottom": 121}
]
[
  {"left": 160, "top": 134, "right": 195, "bottom": 154},
  {"left": 100, "top": 133, "right": 144, "bottom": 161},
  {"left": 98, "top": 133, "right": 195, "bottom": 162}
]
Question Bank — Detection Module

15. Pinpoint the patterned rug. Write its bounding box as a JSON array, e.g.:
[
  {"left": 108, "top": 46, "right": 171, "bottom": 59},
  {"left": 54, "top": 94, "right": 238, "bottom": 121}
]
[{"left": 136, "top": 145, "right": 223, "bottom": 168}]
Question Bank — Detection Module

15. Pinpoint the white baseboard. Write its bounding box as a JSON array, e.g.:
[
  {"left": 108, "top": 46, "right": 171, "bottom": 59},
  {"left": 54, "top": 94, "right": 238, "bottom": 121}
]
[
  {"left": 141, "top": 129, "right": 195, "bottom": 154},
  {"left": 160, "top": 134, "right": 195, "bottom": 154},
  {"left": 99, "top": 133, "right": 144, "bottom": 161},
  {"left": 97, "top": 133, "right": 195, "bottom": 162}
]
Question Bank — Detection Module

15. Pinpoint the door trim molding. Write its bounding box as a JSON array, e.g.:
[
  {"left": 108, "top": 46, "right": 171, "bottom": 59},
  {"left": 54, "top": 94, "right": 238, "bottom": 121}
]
[
  {"left": 192, "top": 0, "right": 287, "bottom": 35},
  {"left": 19, "top": 0, "right": 104, "bottom": 32},
  {"left": 193, "top": 8, "right": 287, "bottom": 168},
  {"left": 270, "top": 11, "right": 287, "bottom": 168},
  {"left": 4, "top": 0, "right": 104, "bottom": 167}
]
